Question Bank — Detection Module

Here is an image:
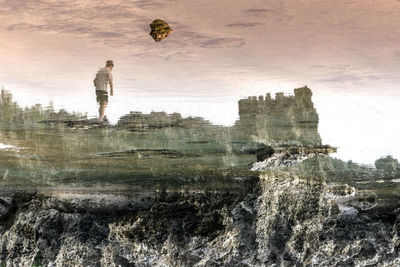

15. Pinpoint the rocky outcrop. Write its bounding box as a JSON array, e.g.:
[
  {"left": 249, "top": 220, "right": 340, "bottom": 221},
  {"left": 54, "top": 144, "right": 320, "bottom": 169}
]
[
  {"left": 0, "top": 164, "right": 399, "bottom": 266},
  {"left": 116, "top": 111, "right": 212, "bottom": 131},
  {"left": 255, "top": 170, "right": 399, "bottom": 266},
  {"left": 235, "top": 86, "right": 322, "bottom": 146},
  {"left": 149, "top": 19, "right": 173, "bottom": 42},
  {"left": 251, "top": 146, "right": 336, "bottom": 171}
]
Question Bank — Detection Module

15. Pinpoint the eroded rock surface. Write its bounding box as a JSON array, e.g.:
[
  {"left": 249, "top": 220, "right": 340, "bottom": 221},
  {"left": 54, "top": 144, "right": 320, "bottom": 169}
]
[{"left": 0, "top": 168, "right": 398, "bottom": 266}]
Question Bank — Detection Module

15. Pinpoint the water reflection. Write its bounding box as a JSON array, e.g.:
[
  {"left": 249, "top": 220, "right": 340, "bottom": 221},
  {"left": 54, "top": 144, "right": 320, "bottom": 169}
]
[
  {"left": 0, "top": 86, "right": 398, "bottom": 199},
  {"left": 234, "top": 86, "right": 321, "bottom": 146},
  {"left": 287, "top": 156, "right": 400, "bottom": 208}
]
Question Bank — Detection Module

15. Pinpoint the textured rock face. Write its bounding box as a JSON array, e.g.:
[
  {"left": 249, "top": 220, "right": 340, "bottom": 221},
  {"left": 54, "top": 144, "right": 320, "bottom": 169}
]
[
  {"left": 0, "top": 183, "right": 260, "bottom": 266},
  {"left": 0, "top": 171, "right": 399, "bottom": 266},
  {"left": 149, "top": 19, "right": 173, "bottom": 42},
  {"left": 235, "top": 86, "right": 322, "bottom": 146},
  {"left": 255, "top": 171, "right": 399, "bottom": 266},
  {"left": 251, "top": 146, "right": 335, "bottom": 171}
]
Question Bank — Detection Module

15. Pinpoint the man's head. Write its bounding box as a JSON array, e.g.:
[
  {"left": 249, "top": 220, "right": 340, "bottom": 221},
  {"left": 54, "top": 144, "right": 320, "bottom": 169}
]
[{"left": 106, "top": 60, "right": 114, "bottom": 69}]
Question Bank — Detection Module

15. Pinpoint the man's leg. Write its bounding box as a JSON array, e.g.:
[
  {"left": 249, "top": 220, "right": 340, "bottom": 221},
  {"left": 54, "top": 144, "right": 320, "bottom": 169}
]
[
  {"left": 96, "top": 90, "right": 108, "bottom": 122},
  {"left": 99, "top": 101, "right": 107, "bottom": 121}
]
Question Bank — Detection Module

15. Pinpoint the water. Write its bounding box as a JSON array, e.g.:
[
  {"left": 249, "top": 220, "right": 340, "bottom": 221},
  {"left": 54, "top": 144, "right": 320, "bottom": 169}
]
[
  {"left": 1, "top": 88, "right": 399, "bottom": 266},
  {"left": 0, "top": 87, "right": 399, "bottom": 198}
]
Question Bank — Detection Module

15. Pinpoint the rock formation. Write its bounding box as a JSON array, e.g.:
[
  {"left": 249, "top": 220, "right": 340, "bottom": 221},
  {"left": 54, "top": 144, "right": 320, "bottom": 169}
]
[
  {"left": 234, "top": 86, "right": 322, "bottom": 146},
  {"left": 251, "top": 146, "right": 336, "bottom": 171},
  {"left": 149, "top": 19, "right": 173, "bottom": 42},
  {"left": 0, "top": 157, "right": 399, "bottom": 266},
  {"left": 0, "top": 87, "right": 398, "bottom": 266},
  {"left": 116, "top": 111, "right": 212, "bottom": 131}
]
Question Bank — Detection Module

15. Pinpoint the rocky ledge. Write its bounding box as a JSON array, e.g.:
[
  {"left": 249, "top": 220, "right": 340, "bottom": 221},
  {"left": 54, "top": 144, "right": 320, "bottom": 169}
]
[{"left": 252, "top": 145, "right": 336, "bottom": 171}]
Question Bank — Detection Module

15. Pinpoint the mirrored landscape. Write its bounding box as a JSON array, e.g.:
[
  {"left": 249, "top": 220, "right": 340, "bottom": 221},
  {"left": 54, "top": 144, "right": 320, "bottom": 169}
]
[
  {"left": 0, "top": 86, "right": 398, "bottom": 200},
  {"left": 0, "top": 1, "right": 399, "bottom": 264}
]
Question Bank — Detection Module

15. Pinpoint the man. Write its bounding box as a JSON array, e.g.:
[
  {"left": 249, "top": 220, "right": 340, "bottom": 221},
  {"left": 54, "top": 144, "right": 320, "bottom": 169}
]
[{"left": 94, "top": 60, "right": 114, "bottom": 122}]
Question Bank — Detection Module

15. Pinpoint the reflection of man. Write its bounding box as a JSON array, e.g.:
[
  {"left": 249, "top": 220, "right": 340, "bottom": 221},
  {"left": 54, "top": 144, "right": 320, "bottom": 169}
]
[{"left": 94, "top": 60, "right": 114, "bottom": 121}]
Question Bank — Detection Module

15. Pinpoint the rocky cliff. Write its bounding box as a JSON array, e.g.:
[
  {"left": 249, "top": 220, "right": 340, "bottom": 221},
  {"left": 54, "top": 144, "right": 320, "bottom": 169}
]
[{"left": 0, "top": 157, "right": 399, "bottom": 266}]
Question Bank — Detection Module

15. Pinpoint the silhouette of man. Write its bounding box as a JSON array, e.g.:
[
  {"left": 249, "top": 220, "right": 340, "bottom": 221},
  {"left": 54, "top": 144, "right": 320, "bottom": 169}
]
[{"left": 94, "top": 60, "right": 114, "bottom": 121}]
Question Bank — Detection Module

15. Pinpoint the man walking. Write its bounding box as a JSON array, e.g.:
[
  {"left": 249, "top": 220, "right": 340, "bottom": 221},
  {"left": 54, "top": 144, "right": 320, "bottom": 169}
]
[{"left": 94, "top": 60, "right": 114, "bottom": 122}]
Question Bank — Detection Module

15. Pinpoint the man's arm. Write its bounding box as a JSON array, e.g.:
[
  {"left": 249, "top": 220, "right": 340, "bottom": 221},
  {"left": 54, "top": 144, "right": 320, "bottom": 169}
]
[
  {"left": 110, "top": 80, "right": 114, "bottom": 96},
  {"left": 108, "top": 71, "right": 114, "bottom": 96}
]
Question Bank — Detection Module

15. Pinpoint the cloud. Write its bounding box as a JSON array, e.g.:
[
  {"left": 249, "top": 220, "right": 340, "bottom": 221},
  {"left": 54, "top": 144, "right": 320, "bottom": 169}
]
[
  {"left": 225, "top": 22, "right": 263, "bottom": 28},
  {"left": 244, "top": 8, "right": 274, "bottom": 14},
  {"left": 311, "top": 64, "right": 351, "bottom": 71},
  {"left": 132, "top": 18, "right": 154, "bottom": 31},
  {"left": 127, "top": 0, "right": 163, "bottom": 10},
  {"left": 3, "top": 0, "right": 247, "bottom": 53},
  {"left": 0, "top": 0, "right": 30, "bottom": 12},
  {"left": 7, "top": 23, "right": 31, "bottom": 31},
  {"left": 61, "top": 26, "right": 97, "bottom": 35},
  {"left": 199, "top": 37, "right": 245, "bottom": 48},
  {"left": 93, "top": 32, "right": 125, "bottom": 39},
  {"left": 7, "top": 22, "right": 97, "bottom": 36},
  {"left": 393, "top": 50, "right": 400, "bottom": 58},
  {"left": 317, "top": 73, "right": 380, "bottom": 83}
]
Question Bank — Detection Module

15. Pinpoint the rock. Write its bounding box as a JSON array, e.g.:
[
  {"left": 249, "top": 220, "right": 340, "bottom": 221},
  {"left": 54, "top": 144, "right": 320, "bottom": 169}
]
[
  {"left": 251, "top": 146, "right": 335, "bottom": 171},
  {"left": 256, "top": 146, "right": 275, "bottom": 161},
  {"left": 234, "top": 86, "right": 322, "bottom": 146},
  {"left": 149, "top": 19, "right": 173, "bottom": 42},
  {"left": 0, "top": 167, "right": 398, "bottom": 266},
  {"left": 0, "top": 197, "right": 12, "bottom": 218}
]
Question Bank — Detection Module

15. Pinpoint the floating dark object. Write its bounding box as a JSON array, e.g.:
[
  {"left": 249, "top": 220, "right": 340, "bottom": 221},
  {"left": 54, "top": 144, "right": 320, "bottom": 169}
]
[{"left": 149, "top": 19, "right": 173, "bottom": 42}]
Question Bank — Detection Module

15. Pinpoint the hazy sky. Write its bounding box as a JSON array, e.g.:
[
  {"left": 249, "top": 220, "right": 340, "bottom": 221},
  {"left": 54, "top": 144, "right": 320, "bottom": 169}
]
[{"left": 0, "top": 0, "right": 399, "bottom": 164}]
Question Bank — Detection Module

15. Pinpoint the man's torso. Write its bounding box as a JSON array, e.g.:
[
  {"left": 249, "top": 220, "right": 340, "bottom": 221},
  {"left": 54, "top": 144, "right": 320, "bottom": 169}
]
[{"left": 94, "top": 67, "right": 112, "bottom": 92}]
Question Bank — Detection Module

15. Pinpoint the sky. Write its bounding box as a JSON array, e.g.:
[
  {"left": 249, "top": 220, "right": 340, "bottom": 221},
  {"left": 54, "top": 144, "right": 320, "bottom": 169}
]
[{"left": 0, "top": 0, "right": 399, "bottom": 164}]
